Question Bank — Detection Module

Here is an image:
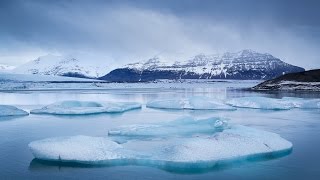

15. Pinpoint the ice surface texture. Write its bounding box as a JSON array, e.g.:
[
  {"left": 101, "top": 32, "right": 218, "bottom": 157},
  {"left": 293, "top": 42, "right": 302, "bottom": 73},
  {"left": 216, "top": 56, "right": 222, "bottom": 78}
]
[
  {"left": 147, "top": 97, "right": 236, "bottom": 110},
  {"left": 226, "top": 97, "right": 296, "bottom": 110},
  {"left": 227, "top": 97, "right": 320, "bottom": 110},
  {"left": 0, "top": 105, "right": 29, "bottom": 116},
  {"left": 282, "top": 97, "right": 320, "bottom": 109},
  {"left": 108, "top": 117, "right": 229, "bottom": 141},
  {"left": 29, "top": 117, "right": 292, "bottom": 169},
  {"left": 30, "top": 101, "right": 141, "bottom": 115}
]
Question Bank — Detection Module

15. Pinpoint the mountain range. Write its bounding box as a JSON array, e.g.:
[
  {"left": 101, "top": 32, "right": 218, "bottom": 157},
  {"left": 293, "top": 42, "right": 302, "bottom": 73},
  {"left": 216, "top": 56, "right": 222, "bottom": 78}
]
[
  {"left": 100, "top": 50, "right": 304, "bottom": 82},
  {"left": 7, "top": 50, "right": 305, "bottom": 81},
  {"left": 13, "top": 54, "right": 112, "bottom": 78}
]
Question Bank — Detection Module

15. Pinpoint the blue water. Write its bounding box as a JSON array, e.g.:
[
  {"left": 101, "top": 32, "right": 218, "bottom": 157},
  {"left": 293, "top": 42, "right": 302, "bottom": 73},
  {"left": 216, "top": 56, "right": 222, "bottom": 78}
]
[{"left": 0, "top": 82, "right": 320, "bottom": 179}]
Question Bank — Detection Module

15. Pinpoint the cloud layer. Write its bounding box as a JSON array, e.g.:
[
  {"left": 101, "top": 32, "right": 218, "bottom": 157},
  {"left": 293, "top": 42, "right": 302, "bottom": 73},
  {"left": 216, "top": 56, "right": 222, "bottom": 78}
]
[{"left": 0, "top": 0, "right": 319, "bottom": 69}]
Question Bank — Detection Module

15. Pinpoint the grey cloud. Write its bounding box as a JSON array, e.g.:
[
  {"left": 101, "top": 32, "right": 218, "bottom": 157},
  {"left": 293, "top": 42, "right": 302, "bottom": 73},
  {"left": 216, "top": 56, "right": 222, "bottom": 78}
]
[{"left": 0, "top": 0, "right": 319, "bottom": 69}]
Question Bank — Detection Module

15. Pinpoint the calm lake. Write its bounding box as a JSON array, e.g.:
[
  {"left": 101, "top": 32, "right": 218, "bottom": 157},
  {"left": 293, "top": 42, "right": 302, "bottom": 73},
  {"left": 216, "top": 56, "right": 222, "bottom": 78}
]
[{"left": 0, "top": 81, "right": 319, "bottom": 179}]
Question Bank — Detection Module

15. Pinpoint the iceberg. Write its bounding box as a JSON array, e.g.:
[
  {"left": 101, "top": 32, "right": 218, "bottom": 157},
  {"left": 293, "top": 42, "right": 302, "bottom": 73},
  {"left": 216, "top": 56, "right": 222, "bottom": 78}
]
[
  {"left": 108, "top": 117, "right": 229, "bottom": 141},
  {"left": 281, "top": 97, "right": 320, "bottom": 109},
  {"left": 0, "top": 105, "right": 29, "bottom": 117},
  {"left": 29, "top": 123, "right": 292, "bottom": 170},
  {"left": 146, "top": 97, "right": 236, "bottom": 110},
  {"left": 28, "top": 135, "right": 144, "bottom": 163},
  {"left": 30, "top": 101, "right": 141, "bottom": 115},
  {"left": 226, "top": 97, "right": 295, "bottom": 110}
]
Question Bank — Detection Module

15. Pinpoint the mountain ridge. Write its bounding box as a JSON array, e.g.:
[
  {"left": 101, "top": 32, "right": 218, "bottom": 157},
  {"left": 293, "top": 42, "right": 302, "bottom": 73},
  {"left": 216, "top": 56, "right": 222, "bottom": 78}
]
[{"left": 100, "top": 50, "right": 304, "bottom": 82}]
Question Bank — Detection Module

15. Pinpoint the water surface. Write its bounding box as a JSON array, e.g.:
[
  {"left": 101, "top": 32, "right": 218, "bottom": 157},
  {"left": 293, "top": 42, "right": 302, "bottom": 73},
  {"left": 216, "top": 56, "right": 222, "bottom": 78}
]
[{"left": 0, "top": 81, "right": 319, "bottom": 179}]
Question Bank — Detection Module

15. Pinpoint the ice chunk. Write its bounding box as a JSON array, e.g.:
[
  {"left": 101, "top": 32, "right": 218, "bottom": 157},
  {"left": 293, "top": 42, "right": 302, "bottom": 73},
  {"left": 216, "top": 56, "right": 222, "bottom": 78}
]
[
  {"left": 108, "top": 117, "right": 229, "bottom": 141},
  {"left": 28, "top": 135, "right": 146, "bottom": 163},
  {"left": 29, "top": 125, "right": 292, "bottom": 169},
  {"left": 30, "top": 101, "right": 141, "bottom": 115},
  {"left": 297, "top": 99, "right": 320, "bottom": 109},
  {"left": 146, "top": 97, "right": 235, "bottom": 110},
  {"left": 226, "top": 97, "right": 295, "bottom": 110},
  {"left": 281, "top": 97, "right": 320, "bottom": 109},
  {"left": 153, "top": 125, "right": 292, "bottom": 163},
  {"left": 0, "top": 105, "right": 29, "bottom": 117}
]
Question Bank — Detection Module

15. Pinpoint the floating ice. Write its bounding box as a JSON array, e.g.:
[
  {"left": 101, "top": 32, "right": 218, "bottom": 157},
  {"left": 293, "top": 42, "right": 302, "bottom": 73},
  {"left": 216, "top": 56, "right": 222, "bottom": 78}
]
[
  {"left": 226, "top": 97, "right": 295, "bottom": 110},
  {"left": 29, "top": 124, "right": 292, "bottom": 169},
  {"left": 108, "top": 117, "right": 229, "bottom": 141},
  {"left": 30, "top": 101, "right": 141, "bottom": 115},
  {"left": 281, "top": 97, "right": 320, "bottom": 109},
  {"left": 0, "top": 105, "right": 29, "bottom": 117},
  {"left": 146, "top": 97, "right": 235, "bottom": 110},
  {"left": 28, "top": 135, "right": 144, "bottom": 162}
]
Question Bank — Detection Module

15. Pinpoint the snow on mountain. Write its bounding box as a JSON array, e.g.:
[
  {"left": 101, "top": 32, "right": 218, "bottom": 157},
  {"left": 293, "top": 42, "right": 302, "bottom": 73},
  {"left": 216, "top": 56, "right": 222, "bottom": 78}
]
[
  {"left": 13, "top": 54, "right": 113, "bottom": 78},
  {"left": 0, "top": 64, "right": 15, "bottom": 71},
  {"left": 100, "top": 50, "right": 305, "bottom": 82}
]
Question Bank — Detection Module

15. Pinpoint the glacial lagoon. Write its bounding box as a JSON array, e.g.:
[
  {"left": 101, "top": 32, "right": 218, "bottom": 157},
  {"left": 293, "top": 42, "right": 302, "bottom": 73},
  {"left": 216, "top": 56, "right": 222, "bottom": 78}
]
[{"left": 0, "top": 80, "right": 320, "bottom": 179}]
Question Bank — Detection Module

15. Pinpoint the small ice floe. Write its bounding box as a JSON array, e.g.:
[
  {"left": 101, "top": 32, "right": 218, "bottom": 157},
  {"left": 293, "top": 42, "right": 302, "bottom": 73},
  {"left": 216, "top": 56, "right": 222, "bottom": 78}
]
[
  {"left": 226, "top": 97, "right": 296, "bottom": 110},
  {"left": 146, "top": 96, "right": 235, "bottom": 110},
  {"left": 0, "top": 105, "right": 29, "bottom": 117},
  {"left": 30, "top": 100, "right": 141, "bottom": 115},
  {"left": 29, "top": 119, "right": 292, "bottom": 170},
  {"left": 281, "top": 97, "right": 320, "bottom": 109},
  {"left": 108, "top": 117, "right": 229, "bottom": 141}
]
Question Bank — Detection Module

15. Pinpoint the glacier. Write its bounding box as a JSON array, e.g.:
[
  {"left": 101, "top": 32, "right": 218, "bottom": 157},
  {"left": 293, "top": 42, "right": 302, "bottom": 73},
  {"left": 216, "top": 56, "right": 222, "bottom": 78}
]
[
  {"left": 0, "top": 105, "right": 29, "bottom": 117},
  {"left": 30, "top": 101, "right": 141, "bottom": 115},
  {"left": 108, "top": 117, "right": 229, "bottom": 142},
  {"left": 226, "top": 97, "right": 296, "bottom": 110},
  {"left": 146, "top": 97, "right": 236, "bottom": 110},
  {"left": 29, "top": 123, "right": 292, "bottom": 170}
]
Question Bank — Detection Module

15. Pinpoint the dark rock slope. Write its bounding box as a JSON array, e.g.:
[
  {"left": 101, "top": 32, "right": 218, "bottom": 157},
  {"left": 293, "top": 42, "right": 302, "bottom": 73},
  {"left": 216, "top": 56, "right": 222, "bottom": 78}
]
[{"left": 252, "top": 69, "right": 320, "bottom": 91}]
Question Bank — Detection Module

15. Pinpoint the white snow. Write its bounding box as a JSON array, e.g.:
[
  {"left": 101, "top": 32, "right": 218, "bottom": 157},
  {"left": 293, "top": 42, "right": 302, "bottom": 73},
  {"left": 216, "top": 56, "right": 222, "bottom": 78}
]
[
  {"left": 0, "top": 64, "right": 15, "bottom": 71},
  {"left": 147, "top": 97, "right": 236, "bottom": 110},
  {"left": 13, "top": 54, "right": 116, "bottom": 78},
  {"left": 30, "top": 101, "right": 141, "bottom": 115},
  {"left": 123, "top": 50, "right": 285, "bottom": 79},
  {"left": 29, "top": 124, "right": 292, "bottom": 167},
  {"left": 226, "top": 97, "right": 296, "bottom": 110},
  {"left": 0, "top": 105, "right": 29, "bottom": 117}
]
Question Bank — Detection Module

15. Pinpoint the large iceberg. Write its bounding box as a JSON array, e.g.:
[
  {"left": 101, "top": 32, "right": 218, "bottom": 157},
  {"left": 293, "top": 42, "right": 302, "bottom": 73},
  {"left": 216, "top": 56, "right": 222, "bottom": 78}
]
[
  {"left": 30, "top": 101, "right": 141, "bottom": 115},
  {"left": 226, "top": 97, "right": 296, "bottom": 110},
  {"left": 29, "top": 118, "right": 292, "bottom": 170},
  {"left": 0, "top": 105, "right": 29, "bottom": 117},
  {"left": 108, "top": 117, "right": 229, "bottom": 142},
  {"left": 146, "top": 97, "right": 236, "bottom": 110}
]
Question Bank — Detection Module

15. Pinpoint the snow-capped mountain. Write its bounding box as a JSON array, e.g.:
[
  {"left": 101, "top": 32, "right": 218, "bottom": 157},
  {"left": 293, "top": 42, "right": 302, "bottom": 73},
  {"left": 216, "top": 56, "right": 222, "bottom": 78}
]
[
  {"left": 100, "top": 50, "right": 305, "bottom": 82},
  {"left": 0, "top": 64, "right": 15, "bottom": 71},
  {"left": 13, "top": 54, "right": 113, "bottom": 78}
]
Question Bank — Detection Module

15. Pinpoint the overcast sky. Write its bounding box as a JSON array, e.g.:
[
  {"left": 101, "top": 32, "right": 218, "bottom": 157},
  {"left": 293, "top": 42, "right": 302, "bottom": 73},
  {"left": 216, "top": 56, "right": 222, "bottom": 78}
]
[{"left": 0, "top": 0, "right": 319, "bottom": 69}]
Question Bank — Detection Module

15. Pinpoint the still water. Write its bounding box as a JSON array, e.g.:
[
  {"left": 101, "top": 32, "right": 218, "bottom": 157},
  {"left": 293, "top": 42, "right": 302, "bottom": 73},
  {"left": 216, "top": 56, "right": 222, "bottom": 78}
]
[{"left": 0, "top": 81, "right": 319, "bottom": 179}]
